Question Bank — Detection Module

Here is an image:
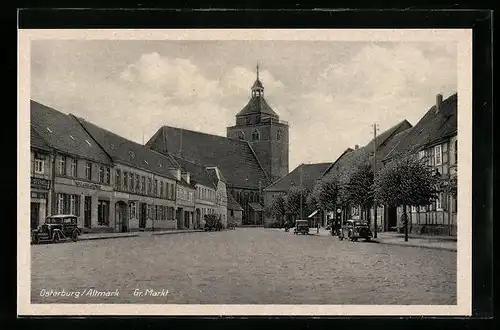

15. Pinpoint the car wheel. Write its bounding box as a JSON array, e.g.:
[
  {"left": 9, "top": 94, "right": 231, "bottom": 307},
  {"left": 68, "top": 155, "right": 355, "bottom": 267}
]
[
  {"left": 53, "top": 233, "right": 60, "bottom": 243},
  {"left": 71, "top": 230, "right": 79, "bottom": 242}
]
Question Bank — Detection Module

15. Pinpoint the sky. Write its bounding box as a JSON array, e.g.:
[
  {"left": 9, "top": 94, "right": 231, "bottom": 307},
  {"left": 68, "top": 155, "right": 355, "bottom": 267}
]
[{"left": 31, "top": 40, "right": 457, "bottom": 171}]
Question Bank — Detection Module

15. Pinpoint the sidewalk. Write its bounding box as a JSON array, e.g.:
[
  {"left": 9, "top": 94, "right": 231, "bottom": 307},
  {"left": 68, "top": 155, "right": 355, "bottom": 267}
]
[
  {"left": 275, "top": 228, "right": 457, "bottom": 252},
  {"left": 79, "top": 229, "right": 204, "bottom": 241}
]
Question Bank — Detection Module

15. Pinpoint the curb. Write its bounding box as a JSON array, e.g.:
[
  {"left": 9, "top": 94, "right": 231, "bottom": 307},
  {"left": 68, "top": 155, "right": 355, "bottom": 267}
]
[
  {"left": 372, "top": 240, "right": 457, "bottom": 252},
  {"left": 79, "top": 234, "right": 139, "bottom": 241},
  {"left": 151, "top": 230, "right": 204, "bottom": 236}
]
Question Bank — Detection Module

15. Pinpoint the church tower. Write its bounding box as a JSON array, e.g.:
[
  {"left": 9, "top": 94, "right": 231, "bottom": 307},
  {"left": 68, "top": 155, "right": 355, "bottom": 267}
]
[{"left": 226, "top": 64, "right": 289, "bottom": 183}]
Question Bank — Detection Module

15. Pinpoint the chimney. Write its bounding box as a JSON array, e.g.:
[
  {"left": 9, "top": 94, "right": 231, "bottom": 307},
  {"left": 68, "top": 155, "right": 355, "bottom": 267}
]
[
  {"left": 181, "top": 172, "right": 190, "bottom": 184},
  {"left": 436, "top": 94, "right": 443, "bottom": 113},
  {"left": 354, "top": 144, "right": 359, "bottom": 150}
]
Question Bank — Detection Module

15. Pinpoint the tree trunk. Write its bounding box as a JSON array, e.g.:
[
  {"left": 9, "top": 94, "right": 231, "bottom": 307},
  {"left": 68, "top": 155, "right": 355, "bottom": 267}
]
[{"left": 403, "top": 204, "right": 408, "bottom": 242}]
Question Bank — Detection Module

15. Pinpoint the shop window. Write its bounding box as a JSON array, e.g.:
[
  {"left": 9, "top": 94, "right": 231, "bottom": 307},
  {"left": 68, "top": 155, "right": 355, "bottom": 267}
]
[{"left": 97, "top": 200, "right": 109, "bottom": 226}]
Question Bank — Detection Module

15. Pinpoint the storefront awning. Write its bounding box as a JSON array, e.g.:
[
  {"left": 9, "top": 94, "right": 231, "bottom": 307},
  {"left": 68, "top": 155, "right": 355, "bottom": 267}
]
[
  {"left": 249, "top": 202, "right": 264, "bottom": 212},
  {"left": 308, "top": 210, "right": 319, "bottom": 218}
]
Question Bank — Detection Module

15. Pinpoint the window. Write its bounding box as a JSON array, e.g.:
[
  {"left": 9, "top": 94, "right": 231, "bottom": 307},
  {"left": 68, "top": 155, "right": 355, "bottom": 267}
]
[
  {"left": 34, "top": 157, "right": 44, "bottom": 174},
  {"left": 148, "top": 178, "right": 152, "bottom": 194},
  {"left": 419, "top": 205, "right": 426, "bottom": 212},
  {"left": 115, "top": 169, "right": 121, "bottom": 189},
  {"left": 154, "top": 179, "right": 158, "bottom": 195},
  {"left": 454, "top": 140, "right": 458, "bottom": 164},
  {"left": 85, "top": 162, "right": 92, "bottom": 181},
  {"left": 160, "top": 181, "right": 164, "bottom": 197},
  {"left": 130, "top": 173, "right": 134, "bottom": 191},
  {"left": 245, "top": 117, "right": 251, "bottom": 125},
  {"left": 135, "top": 174, "right": 140, "bottom": 191},
  {"left": 105, "top": 167, "right": 111, "bottom": 184},
  {"left": 124, "top": 172, "right": 128, "bottom": 190},
  {"left": 411, "top": 206, "right": 417, "bottom": 213},
  {"left": 141, "top": 176, "right": 146, "bottom": 194},
  {"left": 57, "top": 194, "right": 64, "bottom": 214},
  {"left": 418, "top": 150, "right": 425, "bottom": 160},
  {"left": 99, "top": 166, "right": 105, "bottom": 183},
  {"left": 277, "top": 129, "right": 283, "bottom": 141},
  {"left": 434, "top": 145, "right": 442, "bottom": 166},
  {"left": 69, "top": 195, "right": 76, "bottom": 215},
  {"left": 69, "top": 159, "right": 77, "bottom": 177},
  {"left": 57, "top": 156, "right": 66, "bottom": 175},
  {"left": 436, "top": 193, "right": 443, "bottom": 210},
  {"left": 129, "top": 202, "right": 136, "bottom": 219},
  {"left": 251, "top": 129, "right": 260, "bottom": 141},
  {"left": 230, "top": 210, "right": 234, "bottom": 216}
]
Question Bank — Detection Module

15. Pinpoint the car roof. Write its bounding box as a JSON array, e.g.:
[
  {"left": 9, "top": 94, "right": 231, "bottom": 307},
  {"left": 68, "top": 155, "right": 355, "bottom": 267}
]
[{"left": 48, "top": 214, "right": 78, "bottom": 218}]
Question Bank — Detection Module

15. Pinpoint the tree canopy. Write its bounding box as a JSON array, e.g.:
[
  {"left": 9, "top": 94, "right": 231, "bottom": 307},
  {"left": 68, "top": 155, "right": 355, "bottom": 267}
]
[
  {"left": 309, "top": 175, "right": 339, "bottom": 212},
  {"left": 285, "top": 185, "right": 310, "bottom": 218},
  {"left": 342, "top": 162, "right": 374, "bottom": 208},
  {"left": 266, "top": 192, "right": 286, "bottom": 220},
  {"left": 375, "top": 155, "right": 441, "bottom": 208}
]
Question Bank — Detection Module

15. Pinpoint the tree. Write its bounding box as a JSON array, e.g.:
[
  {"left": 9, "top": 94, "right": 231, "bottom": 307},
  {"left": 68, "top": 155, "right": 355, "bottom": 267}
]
[
  {"left": 308, "top": 175, "right": 340, "bottom": 225},
  {"left": 266, "top": 193, "right": 286, "bottom": 226},
  {"left": 375, "top": 154, "right": 441, "bottom": 241},
  {"left": 285, "top": 185, "right": 310, "bottom": 219},
  {"left": 343, "top": 163, "right": 374, "bottom": 224}
]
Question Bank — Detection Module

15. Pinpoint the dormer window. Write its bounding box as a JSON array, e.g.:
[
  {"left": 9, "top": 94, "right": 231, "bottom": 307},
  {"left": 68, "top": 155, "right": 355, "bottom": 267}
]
[
  {"left": 69, "top": 135, "right": 75, "bottom": 140},
  {"left": 46, "top": 127, "right": 53, "bottom": 133},
  {"left": 251, "top": 129, "right": 260, "bottom": 141},
  {"left": 144, "top": 160, "right": 149, "bottom": 165},
  {"left": 85, "top": 140, "right": 91, "bottom": 147}
]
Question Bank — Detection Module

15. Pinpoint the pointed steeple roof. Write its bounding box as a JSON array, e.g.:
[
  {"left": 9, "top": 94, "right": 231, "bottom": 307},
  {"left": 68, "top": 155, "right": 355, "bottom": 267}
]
[{"left": 237, "top": 63, "right": 279, "bottom": 118}]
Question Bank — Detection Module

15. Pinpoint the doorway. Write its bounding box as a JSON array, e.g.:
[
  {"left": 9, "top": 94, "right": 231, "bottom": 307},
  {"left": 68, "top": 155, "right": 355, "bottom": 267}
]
[
  {"left": 115, "top": 201, "right": 129, "bottom": 233},
  {"left": 84, "top": 196, "right": 92, "bottom": 228},
  {"left": 31, "top": 202, "right": 40, "bottom": 229},
  {"left": 139, "top": 203, "right": 147, "bottom": 229},
  {"left": 387, "top": 206, "right": 397, "bottom": 231}
]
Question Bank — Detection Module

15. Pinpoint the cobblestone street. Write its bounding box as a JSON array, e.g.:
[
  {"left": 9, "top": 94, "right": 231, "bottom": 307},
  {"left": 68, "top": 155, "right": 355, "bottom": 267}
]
[{"left": 31, "top": 228, "right": 456, "bottom": 305}]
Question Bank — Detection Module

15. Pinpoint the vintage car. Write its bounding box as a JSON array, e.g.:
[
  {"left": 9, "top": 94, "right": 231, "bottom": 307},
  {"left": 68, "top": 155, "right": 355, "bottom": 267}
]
[
  {"left": 31, "top": 214, "right": 82, "bottom": 244},
  {"left": 293, "top": 219, "right": 309, "bottom": 235},
  {"left": 340, "top": 219, "right": 373, "bottom": 242}
]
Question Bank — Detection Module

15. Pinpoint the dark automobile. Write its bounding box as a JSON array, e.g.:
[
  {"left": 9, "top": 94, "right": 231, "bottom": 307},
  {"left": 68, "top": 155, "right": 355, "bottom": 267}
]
[
  {"left": 293, "top": 219, "right": 309, "bottom": 235},
  {"left": 31, "top": 214, "right": 82, "bottom": 244},
  {"left": 341, "top": 219, "right": 373, "bottom": 241}
]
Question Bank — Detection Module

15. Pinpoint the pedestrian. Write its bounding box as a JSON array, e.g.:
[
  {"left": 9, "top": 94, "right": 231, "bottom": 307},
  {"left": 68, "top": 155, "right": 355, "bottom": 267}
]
[{"left": 317, "top": 221, "right": 320, "bottom": 234}]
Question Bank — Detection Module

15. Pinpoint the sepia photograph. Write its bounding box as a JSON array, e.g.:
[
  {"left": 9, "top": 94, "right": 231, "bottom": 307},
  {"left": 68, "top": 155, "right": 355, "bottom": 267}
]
[{"left": 18, "top": 29, "right": 472, "bottom": 316}]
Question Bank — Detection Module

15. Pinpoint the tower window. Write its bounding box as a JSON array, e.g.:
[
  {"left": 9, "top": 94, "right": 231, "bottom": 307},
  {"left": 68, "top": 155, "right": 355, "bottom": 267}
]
[
  {"left": 252, "top": 129, "right": 260, "bottom": 141},
  {"left": 237, "top": 131, "right": 245, "bottom": 140},
  {"left": 277, "top": 129, "right": 283, "bottom": 141},
  {"left": 245, "top": 117, "right": 251, "bottom": 125}
]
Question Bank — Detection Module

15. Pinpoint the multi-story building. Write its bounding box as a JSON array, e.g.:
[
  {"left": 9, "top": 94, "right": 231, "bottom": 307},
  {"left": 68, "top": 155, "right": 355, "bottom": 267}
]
[
  {"left": 383, "top": 93, "right": 458, "bottom": 236},
  {"left": 207, "top": 166, "right": 229, "bottom": 227},
  {"left": 175, "top": 170, "right": 196, "bottom": 229},
  {"left": 74, "top": 116, "right": 179, "bottom": 232},
  {"left": 30, "top": 127, "right": 53, "bottom": 229},
  {"left": 31, "top": 101, "right": 114, "bottom": 231},
  {"left": 169, "top": 155, "right": 219, "bottom": 229}
]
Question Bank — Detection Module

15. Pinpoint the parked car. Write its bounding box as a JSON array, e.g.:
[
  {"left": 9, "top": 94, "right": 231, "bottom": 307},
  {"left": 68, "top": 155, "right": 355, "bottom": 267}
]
[
  {"left": 341, "top": 219, "right": 372, "bottom": 242},
  {"left": 293, "top": 219, "right": 309, "bottom": 235},
  {"left": 31, "top": 214, "right": 82, "bottom": 244}
]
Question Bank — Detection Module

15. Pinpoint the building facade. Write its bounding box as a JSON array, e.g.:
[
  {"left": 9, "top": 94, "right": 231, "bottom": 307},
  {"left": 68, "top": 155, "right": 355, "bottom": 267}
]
[
  {"left": 30, "top": 127, "right": 53, "bottom": 229},
  {"left": 207, "top": 167, "right": 229, "bottom": 228}
]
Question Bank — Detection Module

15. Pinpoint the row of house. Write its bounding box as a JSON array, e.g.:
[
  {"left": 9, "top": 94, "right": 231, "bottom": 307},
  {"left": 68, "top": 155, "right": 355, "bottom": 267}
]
[
  {"left": 263, "top": 93, "right": 458, "bottom": 236},
  {"left": 30, "top": 100, "right": 233, "bottom": 233}
]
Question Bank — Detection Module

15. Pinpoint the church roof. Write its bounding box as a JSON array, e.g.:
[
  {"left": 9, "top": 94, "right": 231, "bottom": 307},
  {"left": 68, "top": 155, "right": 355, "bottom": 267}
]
[
  {"left": 145, "top": 126, "right": 269, "bottom": 189},
  {"left": 236, "top": 96, "right": 279, "bottom": 118},
  {"left": 264, "top": 162, "right": 333, "bottom": 192}
]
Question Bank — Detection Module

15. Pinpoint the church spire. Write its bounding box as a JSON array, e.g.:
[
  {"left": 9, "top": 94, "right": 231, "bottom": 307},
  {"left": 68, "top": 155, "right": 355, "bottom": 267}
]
[{"left": 251, "top": 62, "right": 264, "bottom": 97}]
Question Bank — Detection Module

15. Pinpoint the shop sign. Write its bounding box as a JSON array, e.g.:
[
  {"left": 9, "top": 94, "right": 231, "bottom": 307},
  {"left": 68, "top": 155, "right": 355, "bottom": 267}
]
[
  {"left": 114, "top": 191, "right": 130, "bottom": 199},
  {"left": 31, "top": 177, "right": 50, "bottom": 190},
  {"left": 74, "top": 180, "right": 101, "bottom": 190},
  {"left": 31, "top": 192, "right": 48, "bottom": 199}
]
